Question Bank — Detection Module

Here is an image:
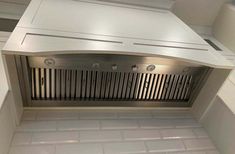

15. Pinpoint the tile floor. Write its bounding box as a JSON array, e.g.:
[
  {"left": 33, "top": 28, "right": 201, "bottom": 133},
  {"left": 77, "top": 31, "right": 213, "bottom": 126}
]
[{"left": 8, "top": 110, "right": 220, "bottom": 154}]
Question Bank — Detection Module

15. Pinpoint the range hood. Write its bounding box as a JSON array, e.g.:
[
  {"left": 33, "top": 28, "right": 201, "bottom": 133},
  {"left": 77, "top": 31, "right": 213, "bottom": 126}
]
[{"left": 2, "top": 0, "right": 234, "bottom": 108}]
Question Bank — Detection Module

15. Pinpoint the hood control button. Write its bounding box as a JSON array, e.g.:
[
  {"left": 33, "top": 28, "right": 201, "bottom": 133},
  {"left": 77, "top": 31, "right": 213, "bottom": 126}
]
[{"left": 147, "top": 65, "right": 156, "bottom": 71}]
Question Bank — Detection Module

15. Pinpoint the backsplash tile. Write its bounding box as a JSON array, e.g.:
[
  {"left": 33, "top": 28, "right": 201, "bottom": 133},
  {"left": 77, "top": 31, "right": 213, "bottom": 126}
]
[
  {"left": 193, "top": 128, "right": 209, "bottom": 138},
  {"left": 56, "top": 143, "right": 103, "bottom": 154},
  {"left": 183, "top": 138, "right": 216, "bottom": 151},
  {"left": 160, "top": 129, "right": 195, "bottom": 139},
  {"left": 79, "top": 111, "right": 118, "bottom": 120},
  {"left": 9, "top": 145, "right": 55, "bottom": 154},
  {"left": 80, "top": 130, "right": 122, "bottom": 142},
  {"left": 11, "top": 132, "right": 32, "bottom": 145},
  {"left": 103, "top": 142, "right": 146, "bottom": 154},
  {"left": 57, "top": 120, "right": 100, "bottom": 131},
  {"left": 139, "top": 119, "right": 175, "bottom": 129},
  {"left": 37, "top": 111, "right": 79, "bottom": 120},
  {"left": 123, "top": 129, "right": 161, "bottom": 141},
  {"left": 146, "top": 139, "right": 185, "bottom": 152},
  {"left": 16, "top": 121, "right": 57, "bottom": 132},
  {"left": 31, "top": 131, "right": 79, "bottom": 144},
  {"left": 9, "top": 110, "right": 219, "bottom": 154},
  {"left": 101, "top": 120, "right": 138, "bottom": 130}
]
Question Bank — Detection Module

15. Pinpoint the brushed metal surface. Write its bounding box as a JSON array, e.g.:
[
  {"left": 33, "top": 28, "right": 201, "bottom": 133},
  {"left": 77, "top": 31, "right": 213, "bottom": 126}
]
[{"left": 12, "top": 54, "right": 208, "bottom": 107}]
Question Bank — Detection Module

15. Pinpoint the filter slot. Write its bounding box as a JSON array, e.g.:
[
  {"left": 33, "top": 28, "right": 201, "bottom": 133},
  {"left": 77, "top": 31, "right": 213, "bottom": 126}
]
[{"left": 31, "top": 68, "right": 197, "bottom": 102}]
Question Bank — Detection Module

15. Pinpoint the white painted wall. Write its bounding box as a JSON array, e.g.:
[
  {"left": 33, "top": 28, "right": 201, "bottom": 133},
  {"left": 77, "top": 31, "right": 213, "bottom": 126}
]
[
  {"left": 0, "top": 93, "right": 16, "bottom": 154},
  {"left": 213, "top": 3, "right": 235, "bottom": 52},
  {"left": 0, "top": 31, "right": 24, "bottom": 154},
  {"left": 0, "top": 31, "right": 23, "bottom": 124},
  {"left": 0, "top": 32, "right": 10, "bottom": 107},
  {"left": 97, "top": 0, "right": 231, "bottom": 26},
  {"left": 0, "top": 32, "right": 20, "bottom": 154},
  {"left": 0, "top": 0, "right": 29, "bottom": 20},
  {"left": 0, "top": 0, "right": 231, "bottom": 27},
  {"left": 218, "top": 77, "right": 235, "bottom": 114},
  {"left": 202, "top": 96, "right": 235, "bottom": 154},
  {"left": 173, "top": 0, "right": 231, "bottom": 26}
]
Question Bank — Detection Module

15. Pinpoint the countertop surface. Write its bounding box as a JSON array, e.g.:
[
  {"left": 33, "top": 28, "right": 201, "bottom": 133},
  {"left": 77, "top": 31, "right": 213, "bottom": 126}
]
[{"left": 2, "top": 0, "right": 234, "bottom": 69}]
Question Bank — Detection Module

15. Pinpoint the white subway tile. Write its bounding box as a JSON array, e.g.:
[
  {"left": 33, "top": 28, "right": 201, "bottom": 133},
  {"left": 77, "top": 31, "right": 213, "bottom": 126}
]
[
  {"left": 173, "top": 119, "right": 201, "bottom": 128},
  {"left": 32, "top": 131, "right": 79, "bottom": 144},
  {"left": 146, "top": 140, "right": 185, "bottom": 152},
  {"left": 183, "top": 139, "right": 216, "bottom": 150},
  {"left": 152, "top": 111, "right": 192, "bottom": 119},
  {"left": 160, "top": 129, "right": 195, "bottom": 139},
  {"left": 9, "top": 146, "right": 30, "bottom": 154},
  {"left": 16, "top": 121, "right": 57, "bottom": 132},
  {"left": 79, "top": 111, "right": 117, "bottom": 119},
  {"left": 139, "top": 119, "right": 174, "bottom": 129},
  {"left": 123, "top": 129, "right": 161, "bottom": 140},
  {"left": 12, "top": 132, "right": 32, "bottom": 145},
  {"left": 206, "top": 150, "right": 220, "bottom": 154},
  {"left": 9, "top": 145, "right": 55, "bottom": 154},
  {"left": 118, "top": 111, "right": 152, "bottom": 119},
  {"left": 57, "top": 120, "right": 99, "bottom": 131},
  {"left": 101, "top": 120, "right": 138, "bottom": 130},
  {"left": 193, "top": 128, "right": 209, "bottom": 138},
  {"left": 56, "top": 143, "right": 103, "bottom": 154},
  {"left": 37, "top": 111, "right": 79, "bottom": 120},
  {"left": 103, "top": 142, "right": 146, "bottom": 154},
  {"left": 22, "top": 111, "right": 37, "bottom": 121},
  {"left": 29, "top": 145, "right": 56, "bottom": 154},
  {"left": 80, "top": 130, "right": 122, "bottom": 142},
  {"left": 10, "top": 110, "right": 219, "bottom": 154},
  {"left": 168, "top": 151, "right": 206, "bottom": 154}
]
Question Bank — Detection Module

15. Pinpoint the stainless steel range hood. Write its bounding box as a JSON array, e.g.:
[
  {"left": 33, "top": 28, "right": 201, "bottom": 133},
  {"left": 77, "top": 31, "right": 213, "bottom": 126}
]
[{"left": 2, "top": 0, "right": 234, "bottom": 108}]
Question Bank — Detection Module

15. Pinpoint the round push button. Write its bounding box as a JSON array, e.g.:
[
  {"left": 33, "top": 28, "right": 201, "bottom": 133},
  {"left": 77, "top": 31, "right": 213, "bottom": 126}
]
[
  {"left": 112, "top": 64, "right": 118, "bottom": 70},
  {"left": 44, "top": 58, "right": 55, "bottom": 66},
  {"left": 132, "top": 65, "right": 138, "bottom": 71},
  {"left": 147, "top": 65, "right": 156, "bottom": 71}
]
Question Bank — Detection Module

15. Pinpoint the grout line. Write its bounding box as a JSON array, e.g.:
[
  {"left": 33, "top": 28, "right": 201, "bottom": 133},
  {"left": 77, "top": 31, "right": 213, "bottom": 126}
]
[
  {"left": 120, "top": 130, "right": 125, "bottom": 141},
  {"left": 136, "top": 119, "right": 141, "bottom": 129},
  {"left": 181, "top": 138, "right": 188, "bottom": 151},
  {"left": 117, "top": 111, "right": 120, "bottom": 119},
  {"left": 35, "top": 110, "right": 39, "bottom": 121},
  {"left": 101, "top": 143, "right": 105, "bottom": 154},
  {"left": 29, "top": 132, "right": 33, "bottom": 145},
  {"left": 55, "top": 120, "right": 58, "bottom": 131},
  {"left": 143, "top": 140, "right": 149, "bottom": 153},
  {"left": 53, "top": 144, "right": 56, "bottom": 154},
  {"left": 7, "top": 131, "right": 16, "bottom": 152},
  {"left": 77, "top": 131, "right": 80, "bottom": 143},
  {"left": 150, "top": 110, "right": 154, "bottom": 118},
  {"left": 159, "top": 129, "right": 163, "bottom": 140},
  {"left": 99, "top": 120, "right": 102, "bottom": 130},
  {"left": 78, "top": 111, "right": 80, "bottom": 120},
  {"left": 191, "top": 128, "right": 200, "bottom": 139}
]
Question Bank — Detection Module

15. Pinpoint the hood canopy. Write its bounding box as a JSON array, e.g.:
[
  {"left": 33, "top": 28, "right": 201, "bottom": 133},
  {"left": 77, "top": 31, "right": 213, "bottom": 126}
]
[{"left": 2, "top": 0, "right": 234, "bottom": 69}]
